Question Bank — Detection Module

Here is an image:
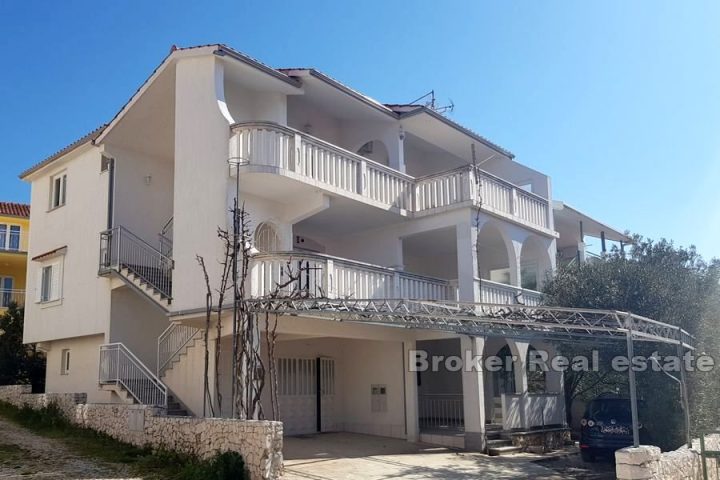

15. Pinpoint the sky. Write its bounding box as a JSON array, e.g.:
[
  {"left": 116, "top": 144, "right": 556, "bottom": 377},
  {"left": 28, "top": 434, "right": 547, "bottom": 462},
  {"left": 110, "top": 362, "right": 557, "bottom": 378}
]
[{"left": 1, "top": 1, "right": 718, "bottom": 259}]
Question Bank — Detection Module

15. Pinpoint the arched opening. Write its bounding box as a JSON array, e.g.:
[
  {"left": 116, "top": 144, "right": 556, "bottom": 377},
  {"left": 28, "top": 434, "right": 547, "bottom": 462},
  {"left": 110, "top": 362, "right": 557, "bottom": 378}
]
[
  {"left": 492, "top": 344, "right": 516, "bottom": 396},
  {"left": 356, "top": 140, "right": 390, "bottom": 166},
  {"left": 526, "top": 344, "right": 547, "bottom": 394},
  {"left": 476, "top": 223, "right": 512, "bottom": 284},
  {"left": 254, "top": 222, "right": 280, "bottom": 253},
  {"left": 520, "top": 236, "right": 552, "bottom": 291}
]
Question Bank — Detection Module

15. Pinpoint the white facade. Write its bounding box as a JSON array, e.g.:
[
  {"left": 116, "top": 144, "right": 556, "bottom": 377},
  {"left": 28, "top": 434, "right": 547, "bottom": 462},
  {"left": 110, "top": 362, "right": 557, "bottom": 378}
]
[{"left": 20, "top": 44, "right": 621, "bottom": 450}]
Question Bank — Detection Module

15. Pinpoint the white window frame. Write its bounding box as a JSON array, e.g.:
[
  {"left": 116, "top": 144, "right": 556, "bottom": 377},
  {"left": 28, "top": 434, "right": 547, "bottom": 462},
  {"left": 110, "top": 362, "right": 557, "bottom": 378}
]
[
  {"left": 0, "top": 224, "right": 22, "bottom": 251},
  {"left": 60, "top": 349, "right": 70, "bottom": 375},
  {"left": 36, "top": 258, "right": 64, "bottom": 305},
  {"left": 50, "top": 172, "right": 67, "bottom": 210}
]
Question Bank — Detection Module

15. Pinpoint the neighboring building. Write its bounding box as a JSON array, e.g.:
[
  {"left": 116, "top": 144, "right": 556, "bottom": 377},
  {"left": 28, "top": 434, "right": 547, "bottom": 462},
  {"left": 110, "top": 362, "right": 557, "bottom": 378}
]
[
  {"left": 19, "top": 44, "right": 626, "bottom": 451},
  {"left": 0, "top": 202, "right": 30, "bottom": 311}
]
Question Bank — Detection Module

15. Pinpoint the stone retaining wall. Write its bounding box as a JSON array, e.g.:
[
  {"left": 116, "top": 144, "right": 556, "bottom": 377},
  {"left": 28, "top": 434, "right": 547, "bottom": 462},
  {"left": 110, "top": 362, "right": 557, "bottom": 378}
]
[
  {"left": 0, "top": 385, "right": 283, "bottom": 480},
  {"left": 616, "top": 435, "right": 720, "bottom": 480}
]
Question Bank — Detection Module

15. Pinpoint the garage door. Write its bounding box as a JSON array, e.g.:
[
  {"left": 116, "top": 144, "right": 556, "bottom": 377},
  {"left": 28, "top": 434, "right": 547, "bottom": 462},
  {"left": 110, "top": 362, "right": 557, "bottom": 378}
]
[{"left": 278, "top": 357, "right": 336, "bottom": 435}]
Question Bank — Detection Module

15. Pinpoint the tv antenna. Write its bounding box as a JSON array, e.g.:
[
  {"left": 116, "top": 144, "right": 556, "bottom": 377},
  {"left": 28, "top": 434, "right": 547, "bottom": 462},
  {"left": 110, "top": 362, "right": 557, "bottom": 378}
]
[{"left": 408, "top": 90, "right": 454, "bottom": 115}]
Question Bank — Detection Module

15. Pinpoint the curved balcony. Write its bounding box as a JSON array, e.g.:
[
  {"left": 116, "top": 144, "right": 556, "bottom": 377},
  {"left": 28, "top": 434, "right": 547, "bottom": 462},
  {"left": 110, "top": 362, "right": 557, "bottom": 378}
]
[{"left": 229, "top": 122, "right": 552, "bottom": 233}]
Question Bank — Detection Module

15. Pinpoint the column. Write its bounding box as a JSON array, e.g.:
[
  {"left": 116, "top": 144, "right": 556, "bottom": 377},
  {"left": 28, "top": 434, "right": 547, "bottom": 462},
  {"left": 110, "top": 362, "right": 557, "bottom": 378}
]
[
  {"left": 456, "top": 222, "right": 479, "bottom": 302},
  {"left": 461, "top": 335, "right": 486, "bottom": 451},
  {"left": 403, "top": 340, "right": 419, "bottom": 442},
  {"left": 506, "top": 339, "right": 530, "bottom": 429}
]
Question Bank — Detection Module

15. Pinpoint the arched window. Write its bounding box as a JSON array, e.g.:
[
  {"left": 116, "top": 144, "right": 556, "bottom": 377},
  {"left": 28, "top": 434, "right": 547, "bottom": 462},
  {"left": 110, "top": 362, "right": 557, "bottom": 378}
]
[{"left": 255, "top": 222, "right": 280, "bottom": 253}]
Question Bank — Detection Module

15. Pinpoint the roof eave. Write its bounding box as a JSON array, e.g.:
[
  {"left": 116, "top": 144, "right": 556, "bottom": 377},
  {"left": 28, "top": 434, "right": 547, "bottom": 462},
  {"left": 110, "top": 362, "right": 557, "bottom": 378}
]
[{"left": 399, "top": 106, "right": 515, "bottom": 159}]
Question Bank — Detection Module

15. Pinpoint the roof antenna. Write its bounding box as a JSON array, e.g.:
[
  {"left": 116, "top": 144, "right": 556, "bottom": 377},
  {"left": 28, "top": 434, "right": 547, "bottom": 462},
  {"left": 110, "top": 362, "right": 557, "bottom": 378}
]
[{"left": 407, "top": 90, "right": 455, "bottom": 115}]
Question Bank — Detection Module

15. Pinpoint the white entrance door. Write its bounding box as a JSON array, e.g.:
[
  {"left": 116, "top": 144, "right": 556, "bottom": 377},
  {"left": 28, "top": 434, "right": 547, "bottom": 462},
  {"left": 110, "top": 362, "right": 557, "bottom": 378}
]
[{"left": 278, "top": 357, "right": 337, "bottom": 435}]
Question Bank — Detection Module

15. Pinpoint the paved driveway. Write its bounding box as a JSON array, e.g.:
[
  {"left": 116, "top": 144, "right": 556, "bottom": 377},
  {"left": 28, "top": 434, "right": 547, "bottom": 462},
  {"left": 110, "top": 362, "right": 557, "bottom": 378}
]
[{"left": 283, "top": 432, "right": 574, "bottom": 480}]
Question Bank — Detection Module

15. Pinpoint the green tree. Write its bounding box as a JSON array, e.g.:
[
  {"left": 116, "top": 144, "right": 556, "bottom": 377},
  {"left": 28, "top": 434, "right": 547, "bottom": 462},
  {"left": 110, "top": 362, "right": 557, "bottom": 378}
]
[
  {"left": 0, "top": 303, "right": 46, "bottom": 391},
  {"left": 543, "top": 237, "right": 720, "bottom": 450}
]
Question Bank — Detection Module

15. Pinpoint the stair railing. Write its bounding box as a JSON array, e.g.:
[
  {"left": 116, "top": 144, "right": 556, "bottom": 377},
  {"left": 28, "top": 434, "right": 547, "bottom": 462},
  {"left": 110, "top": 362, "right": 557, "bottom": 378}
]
[
  {"left": 99, "top": 226, "right": 174, "bottom": 299},
  {"left": 158, "top": 217, "right": 173, "bottom": 257},
  {"left": 157, "top": 323, "right": 200, "bottom": 376},
  {"left": 99, "top": 342, "right": 168, "bottom": 407}
]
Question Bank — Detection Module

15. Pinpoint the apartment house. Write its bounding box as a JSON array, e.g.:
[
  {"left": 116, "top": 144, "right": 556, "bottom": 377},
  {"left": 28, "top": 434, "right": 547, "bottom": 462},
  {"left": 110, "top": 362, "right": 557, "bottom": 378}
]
[
  {"left": 0, "top": 202, "right": 30, "bottom": 311},
  {"left": 20, "top": 44, "right": 628, "bottom": 451}
]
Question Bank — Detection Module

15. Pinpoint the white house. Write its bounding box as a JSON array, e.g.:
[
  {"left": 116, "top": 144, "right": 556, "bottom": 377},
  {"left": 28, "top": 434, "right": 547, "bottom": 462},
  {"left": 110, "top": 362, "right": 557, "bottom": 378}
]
[{"left": 20, "top": 44, "right": 629, "bottom": 453}]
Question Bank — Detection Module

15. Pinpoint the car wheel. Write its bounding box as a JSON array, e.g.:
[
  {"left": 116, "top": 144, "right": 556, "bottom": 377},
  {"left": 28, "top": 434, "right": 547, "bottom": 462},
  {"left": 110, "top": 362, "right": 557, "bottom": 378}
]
[{"left": 581, "top": 449, "right": 596, "bottom": 462}]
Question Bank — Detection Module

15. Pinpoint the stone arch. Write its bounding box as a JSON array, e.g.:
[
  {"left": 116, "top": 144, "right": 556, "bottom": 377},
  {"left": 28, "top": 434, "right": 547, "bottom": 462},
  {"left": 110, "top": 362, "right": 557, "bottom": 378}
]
[
  {"left": 356, "top": 139, "right": 390, "bottom": 166},
  {"left": 519, "top": 235, "right": 553, "bottom": 291}
]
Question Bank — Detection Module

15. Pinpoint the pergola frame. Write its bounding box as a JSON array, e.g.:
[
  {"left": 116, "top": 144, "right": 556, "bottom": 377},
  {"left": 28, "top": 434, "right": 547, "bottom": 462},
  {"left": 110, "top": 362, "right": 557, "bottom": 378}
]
[{"left": 248, "top": 297, "right": 695, "bottom": 447}]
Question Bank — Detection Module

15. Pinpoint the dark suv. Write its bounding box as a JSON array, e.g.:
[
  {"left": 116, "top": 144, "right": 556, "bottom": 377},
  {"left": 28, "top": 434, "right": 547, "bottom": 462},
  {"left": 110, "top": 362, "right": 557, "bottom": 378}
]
[{"left": 580, "top": 397, "right": 644, "bottom": 461}]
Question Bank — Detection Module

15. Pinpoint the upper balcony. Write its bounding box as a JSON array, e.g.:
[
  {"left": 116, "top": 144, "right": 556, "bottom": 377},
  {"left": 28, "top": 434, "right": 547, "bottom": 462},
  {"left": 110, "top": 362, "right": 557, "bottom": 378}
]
[
  {"left": 229, "top": 122, "right": 553, "bottom": 235},
  {"left": 249, "top": 251, "right": 542, "bottom": 307}
]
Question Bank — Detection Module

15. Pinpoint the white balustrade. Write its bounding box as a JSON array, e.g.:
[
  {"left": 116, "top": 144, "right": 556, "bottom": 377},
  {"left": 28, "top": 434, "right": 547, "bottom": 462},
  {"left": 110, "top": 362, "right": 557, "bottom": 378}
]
[
  {"left": 478, "top": 279, "right": 543, "bottom": 306},
  {"left": 250, "top": 252, "right": 456, "bottom": 301},
  {"left": 229, "top": 122, "right": 551, "bottom": 230}
]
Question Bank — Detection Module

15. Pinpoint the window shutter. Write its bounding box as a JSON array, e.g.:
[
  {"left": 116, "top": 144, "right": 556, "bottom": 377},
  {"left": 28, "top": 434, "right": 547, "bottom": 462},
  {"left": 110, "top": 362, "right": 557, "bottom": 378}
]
[
  {"left": 51, "top": 263, "right": 61, "bottom": 301},
  {"left": 35, "top": 268, "right": 43, "bottom": 303}
]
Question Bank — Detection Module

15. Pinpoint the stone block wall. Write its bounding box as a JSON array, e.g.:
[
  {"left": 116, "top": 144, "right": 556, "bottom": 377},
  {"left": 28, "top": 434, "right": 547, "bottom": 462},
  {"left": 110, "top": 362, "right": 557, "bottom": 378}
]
[
  {"left": 616, "top": 435, "right": 720, "bottom": 480},
  {"left": 0, "top": 385, "right": 283, "bottom": 480}
]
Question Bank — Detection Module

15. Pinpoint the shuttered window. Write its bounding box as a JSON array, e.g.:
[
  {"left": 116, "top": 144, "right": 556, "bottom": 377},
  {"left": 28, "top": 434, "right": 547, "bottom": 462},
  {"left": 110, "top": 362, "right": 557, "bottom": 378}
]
[{"left": 37, "top": 260, "right": 62, "bottom": 303}]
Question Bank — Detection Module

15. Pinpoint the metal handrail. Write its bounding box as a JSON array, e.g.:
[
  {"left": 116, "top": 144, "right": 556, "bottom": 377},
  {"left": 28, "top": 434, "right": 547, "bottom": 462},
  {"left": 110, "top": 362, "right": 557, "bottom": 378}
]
[
  {"left": 99, "top": 226, "right": 173, "bottom": 299},
  {"left": 157, "top": 323, "right": 200, "bottom": 376},
  {"left": 99, "top": 342, "right": 167, "bottom": 407},
  {"left": 0, "top": 289, "right": 25, "bottom": 308},
  {"left": 419, "top": 393, "right": 465, "bottom": 432}
]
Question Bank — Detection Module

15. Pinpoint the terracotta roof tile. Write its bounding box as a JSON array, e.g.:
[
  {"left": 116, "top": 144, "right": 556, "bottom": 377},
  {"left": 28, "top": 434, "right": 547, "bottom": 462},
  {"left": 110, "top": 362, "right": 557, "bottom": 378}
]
[{"left": 0, "top": 202, "right": 30, "bottom": 218}]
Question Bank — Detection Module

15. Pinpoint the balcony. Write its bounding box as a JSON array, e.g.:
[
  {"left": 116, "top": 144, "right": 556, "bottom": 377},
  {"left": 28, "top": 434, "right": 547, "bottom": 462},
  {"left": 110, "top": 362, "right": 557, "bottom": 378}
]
[
  {"left": 249, "top": 252, "right": 543, "bottom": 306},
  {"left": 229, "top": 122, "right": 552, "bottom": 233},
  {"left": 478, "top": 279, "right": 542, "bottom": 307},
  {"left": 0, "top": 230, "right": 28, "bottom": 254},
  {"left": 250, "top": 252, "right": 455, "bottom": 301},
  {"left": 0, "top": 289, "right": 25, "bottom": 309}
]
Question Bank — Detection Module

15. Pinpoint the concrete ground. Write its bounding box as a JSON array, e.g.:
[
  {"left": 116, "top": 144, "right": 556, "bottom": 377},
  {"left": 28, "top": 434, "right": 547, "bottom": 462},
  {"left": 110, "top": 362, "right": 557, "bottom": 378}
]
[{"left": 283, "top": 432, "right": 614, "bottom": 480}]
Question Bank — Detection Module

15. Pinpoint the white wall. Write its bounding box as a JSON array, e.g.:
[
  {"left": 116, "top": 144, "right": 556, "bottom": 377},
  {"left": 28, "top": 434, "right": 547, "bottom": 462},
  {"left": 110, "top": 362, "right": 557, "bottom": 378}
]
[
  {"left": 24, "top": 146, "right": 112, "bottom": 343},
  {"left": 225, "top": 80, "right": 287, "bottom": 125},
  {"left": 108, "top": 287, "right": 171, "bottom": 368},
  {"left": 108, "top": 145, "right": 174, "bottom": 244},
  {"left": 44, "top": 334, "right": 112, "bottom": 403}
]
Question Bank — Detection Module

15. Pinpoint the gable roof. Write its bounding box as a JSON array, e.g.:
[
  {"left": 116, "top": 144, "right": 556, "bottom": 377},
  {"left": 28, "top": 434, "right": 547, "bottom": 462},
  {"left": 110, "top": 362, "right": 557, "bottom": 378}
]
[
  {"left": 19, "top": 44, "right": 514, "bottom": 180},
  {"left": 0, "top": 202, "right": 30, "bottom": 218},
  {"left": 19, "top": 125, "right": 106, "bottom": 179}
]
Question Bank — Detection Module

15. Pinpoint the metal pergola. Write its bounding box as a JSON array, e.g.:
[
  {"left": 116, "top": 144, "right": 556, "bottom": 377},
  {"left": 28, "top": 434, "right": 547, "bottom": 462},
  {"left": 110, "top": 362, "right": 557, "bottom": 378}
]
[{"left": 248, "top": 297, "right": 695, "bottom": 447}]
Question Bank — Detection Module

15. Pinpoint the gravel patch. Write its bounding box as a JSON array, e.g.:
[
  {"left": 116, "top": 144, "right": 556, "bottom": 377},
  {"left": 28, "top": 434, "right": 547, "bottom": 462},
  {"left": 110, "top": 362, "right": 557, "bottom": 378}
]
[{"left": 0, "top": 416, "right": 135, "bottom": 479}]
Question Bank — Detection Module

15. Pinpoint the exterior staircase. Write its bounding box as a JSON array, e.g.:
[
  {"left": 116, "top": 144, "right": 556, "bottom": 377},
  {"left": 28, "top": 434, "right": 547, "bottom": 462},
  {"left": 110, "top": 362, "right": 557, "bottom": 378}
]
[
  {"left": 486, "top": 423, "right": 522, "bottom": 456},
  {"left": 99, "top": 226, "right": 173, "bottom": 309},
  {"left": 98, "top": 342, "right": 192, "bottom": 416},
  {"left": 157, "top": 323, "right": 201, "bottom": 376}
]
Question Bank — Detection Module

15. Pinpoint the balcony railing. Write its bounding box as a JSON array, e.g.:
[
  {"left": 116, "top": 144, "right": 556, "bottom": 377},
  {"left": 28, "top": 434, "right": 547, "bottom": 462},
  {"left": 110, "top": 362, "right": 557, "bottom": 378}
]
[
  {"left": 250, "top": 252, "right": 456, "bottom": 301},
  {"left": 0, "top": 289, "right": 25, "bottom": 308},
  {"left": 0, "top": 230, "right": 28, "bottom": 253},
  {"left": 477, "top": 279, "right": 543, "bottom": 307},
  {"left": 419, "top": 393, "right": 465, "bottom": 432},
  {"left": 230, "top": 122, "right": 550, "bottom": 231}
]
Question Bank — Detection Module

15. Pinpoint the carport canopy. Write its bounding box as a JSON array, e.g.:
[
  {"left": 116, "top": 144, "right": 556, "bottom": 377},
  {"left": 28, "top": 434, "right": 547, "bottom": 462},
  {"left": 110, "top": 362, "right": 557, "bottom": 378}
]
[{"left": 248, "top": 297, "right": 695, "bottom": 449}]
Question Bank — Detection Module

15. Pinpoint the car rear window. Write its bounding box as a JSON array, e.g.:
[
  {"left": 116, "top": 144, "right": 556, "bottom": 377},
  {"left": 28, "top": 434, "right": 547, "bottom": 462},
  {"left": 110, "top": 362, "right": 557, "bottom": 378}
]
[{"left": 588, "top": 400, "right": 632, "bottom": 421}]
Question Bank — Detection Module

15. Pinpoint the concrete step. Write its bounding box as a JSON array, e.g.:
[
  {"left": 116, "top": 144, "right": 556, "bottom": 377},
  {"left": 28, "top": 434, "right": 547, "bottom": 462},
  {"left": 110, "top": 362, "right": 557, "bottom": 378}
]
[
  {"left": 488, "top": 445, "right": 522, "bottom": 456},
  {"left": 486, "top": 439, "right": 513, "bottom": 449}
]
